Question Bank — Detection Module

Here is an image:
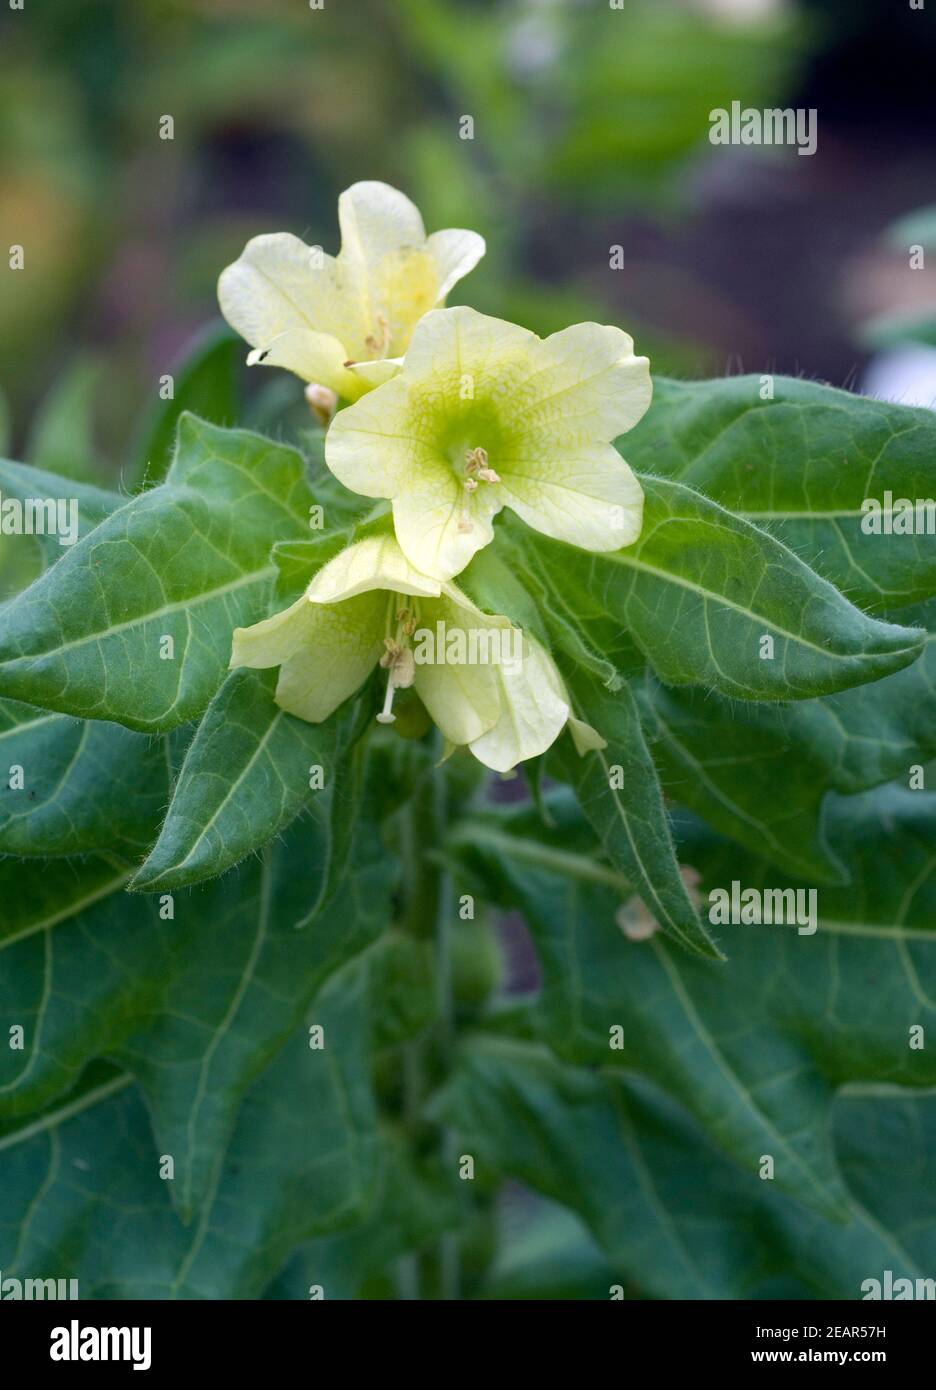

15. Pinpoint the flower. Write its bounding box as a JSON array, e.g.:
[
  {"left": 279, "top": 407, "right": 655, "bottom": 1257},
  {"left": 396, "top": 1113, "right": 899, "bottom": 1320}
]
[
  {"left": 324, "top": 305, "right": 651, "bottom": 582},
  {"left": 217, "top": 182, "right": 485, "bottom": 403},
  {"left": 229, "top": 533, "right": 604, "bottom": 772}
]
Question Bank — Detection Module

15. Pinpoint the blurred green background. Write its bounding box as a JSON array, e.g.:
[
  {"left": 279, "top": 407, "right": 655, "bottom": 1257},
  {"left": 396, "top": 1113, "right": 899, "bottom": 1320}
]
[{"left": 1, "top": 0, "right": 934, "bottom": 481}]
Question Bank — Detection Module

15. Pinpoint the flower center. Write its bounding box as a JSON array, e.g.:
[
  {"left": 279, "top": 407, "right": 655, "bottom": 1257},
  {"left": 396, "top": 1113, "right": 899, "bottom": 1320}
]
[
  {"left": 458, "top": 446, "right": 500, "bottom": 533},
  {"left": 376, "top": 600, "right": 418, "bottom": 725}
]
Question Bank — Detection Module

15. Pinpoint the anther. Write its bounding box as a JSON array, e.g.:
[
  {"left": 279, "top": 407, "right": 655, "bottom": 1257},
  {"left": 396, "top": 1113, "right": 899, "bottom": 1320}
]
[{"left": 464, "top": 446, "right": 500, "bottom": 484}]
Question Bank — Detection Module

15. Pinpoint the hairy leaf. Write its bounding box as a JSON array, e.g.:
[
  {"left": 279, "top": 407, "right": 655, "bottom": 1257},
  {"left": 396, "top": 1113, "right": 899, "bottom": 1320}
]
[
  {"left": 450, "top": 785, "right": 936, "bottom": 1218},
  {"left": 0, "top": 965, "right": 378, "bottom": 1298},
  {"left": 0, "top": 456, "right": 121, "bottom": 562},
  {"left": 268, "top": 1135, "right": 458, "bottom": 1300},
  {"left": 550, "top": 668, "right": 721, "bottom": 959},
  {"left": 639, "top": 598, "right": 936, "bottom": 881},
  {"left": 437, "top": 1037, "right": 936, "bottom": 1298},
  {"left": 0, "top": 807, "right": 396, "bottom": 1222},
  {"left": 517, "top": 477, "right": 924, "bottom": 700},
  {"left": 623, "top": 375, "right": 936, "bottom": 611},
  {"left": 0, "top": 698, "right": 170, "bottom": 856},
  {"left": 131, "top": 670, "right": 362, "bottom": 892},
  {"left": 0, "top": 416, "right": 316, "bottom": 731}
]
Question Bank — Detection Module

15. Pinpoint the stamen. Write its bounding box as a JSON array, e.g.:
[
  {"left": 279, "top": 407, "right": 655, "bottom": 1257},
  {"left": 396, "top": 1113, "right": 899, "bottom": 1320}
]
[
  {"left": 376, "top": 625, "right": 416, "bottom": 725},
  {"left": 459, "top": 447, "right": 499, "bottom": 533},
  {"left": 376, "top": 675, "right": 397, "bottom": 724},
  {"left": 380, "top": 637, "right": 402, "bottom": 670},
  {"left": 464, "top": 446, "right": 501, "bottom": 484}
]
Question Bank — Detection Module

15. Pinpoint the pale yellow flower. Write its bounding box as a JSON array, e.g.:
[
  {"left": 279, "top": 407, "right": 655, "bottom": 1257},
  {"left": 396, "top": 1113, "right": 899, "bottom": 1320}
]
[
  {"left": 217, "top": 182, "right": 485, "bottom": 402},
  {"left": 229, "top": 533, "right": 603, "bottom": 772},
  {"left": 325, "top": 305, "right": 651, "bottom": 581}
]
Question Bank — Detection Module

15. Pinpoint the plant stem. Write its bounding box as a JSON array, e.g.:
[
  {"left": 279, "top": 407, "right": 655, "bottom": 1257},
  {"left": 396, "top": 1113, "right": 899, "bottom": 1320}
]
[
  {"left": 395, "top": 738, "right": 462, "bottom": 1299},
  {"left": 436, "top": 878, "right": 460, "bottom": 1300},
  {"left": 433, "top": 764, "right": 461, "bottom": 1301}
]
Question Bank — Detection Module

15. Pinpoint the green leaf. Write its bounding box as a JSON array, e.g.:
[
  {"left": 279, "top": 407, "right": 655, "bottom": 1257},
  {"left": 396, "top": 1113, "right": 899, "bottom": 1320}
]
[
  {"left": 271, "top": 533, "right": 355, "bottom": 602},
  {"left": 499, "top": 524, "right": 640, "bottom": 688},
  {"left": 0, "top": 456, "right": 121, "bottom": 563},
  {"left": 0, "top": 965, "right": 379, "bottom": 1298},
  {"left": 640, "top": 603, "right": 936, "bottom": 882},
  {"left": 0, "top": 804, "right": 397, "bottom": 1221},
  {"left": 623, "top": 375, "right": 936, "bottom": 612},
  {"left": 436, "top": 1037, "right": 936, "bottom": 1298},
  {"left": 133, "top": 323, "right": 240, "bottom": 488},
  {"left": 549, "top": 668, "right": 721, "bottom": 959},
  {"left": 268, "top": 1134, "right": 458, "bottom": 1300},
  {"left": 449, "top": 784, "right": 936, "bottom": 1219},
  {"left": 298, "top": 721, "right": 371, "bottom": 926},
  {"left": 642, "top": 673, "right": 841, "bottom": 882},
  {"left": 481, "top": 1196, "right": 617, "bottom": 1301},
  {"left": 0, "top": 416, "right": 317, "bottom": 732},
  {"left": 0, "top": 852, "right": 131, "bottom": 954},
  {"left": 131, "top": 670, "right": 362, "bottom": 892},
  {"left": 517, "top": 476, "right": 924, "bottom": 701},
  {"left": 0, "top": 698, "right": 170, "bottom": 856}
]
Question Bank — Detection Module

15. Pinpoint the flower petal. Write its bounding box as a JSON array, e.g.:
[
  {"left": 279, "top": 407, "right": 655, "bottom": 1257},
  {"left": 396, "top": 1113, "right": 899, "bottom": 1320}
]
[
  {"left": 399, "top": 304, "right": 537, "bottom": 386},
  {"left": 469, "top": 636, "right": 571, "bottom": 772},
  {"left": 230, "top": 589, "right": 386, "bottom": 723},
  {"left": 509, "top": 321, "right": 652, "bottom": 440},
  {"left": 345, "top": 356, "right": 404, "bottom": 390},
  {"left": 229, "top": 594, "right": 314, "bottom": 671},
  {"left": 218, "top": 232, "right": 367, "bottom": 369},
  {"left": 325, "top": 376, "right": 431, "bottom": 497},
  {"left": 427, "top": 229, "right": 486, "bottom": 302},
  {"left": 337, "top": 181, "right": 427, "bottom": 270},
  {"left": 497, "top": 442, "right": 644, "bottom": 551},
  {"left": 369, "top": 246, "right": 441, "bottom": 356},
  {"left": 412, "top": 589, "right": 506, "bottom": 745},
  {"left": 306, "top": 533, "right": 441, "bottom": 604},
  {"left": 392, "top": 470, "right": 503, "bottom": 583},
  {"left": 338, "top": 183, "right": 442, "bottom": 357},
  {"left": 246, "top": 328, "right": 363, "bottom": 399},
  {"left": 273, "top": 591, "right": 387, "bottom": 722}
]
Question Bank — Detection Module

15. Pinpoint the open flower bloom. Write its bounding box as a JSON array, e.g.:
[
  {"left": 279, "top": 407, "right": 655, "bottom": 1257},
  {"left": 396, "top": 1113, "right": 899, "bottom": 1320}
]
[
  {"left": 217, "top": 182, "right": 485, "bottom": 403},
  {"left": 325, "top": 305, "right": 652, "bottom": 582},
  {"left": 229, "top": 533, "right": 604, "bottom": 772}
]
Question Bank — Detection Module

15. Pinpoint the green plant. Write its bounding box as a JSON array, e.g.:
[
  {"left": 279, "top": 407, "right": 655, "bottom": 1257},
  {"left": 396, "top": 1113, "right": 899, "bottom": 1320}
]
[{"left": 1, "top": 184, "right": 935, "bottom": 1303}]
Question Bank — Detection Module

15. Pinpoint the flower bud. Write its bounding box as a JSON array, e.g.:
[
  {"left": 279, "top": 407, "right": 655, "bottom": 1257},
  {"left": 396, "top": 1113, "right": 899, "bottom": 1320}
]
[{"left": 304, "top": 383, "right": 338, "bottom": 426}]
